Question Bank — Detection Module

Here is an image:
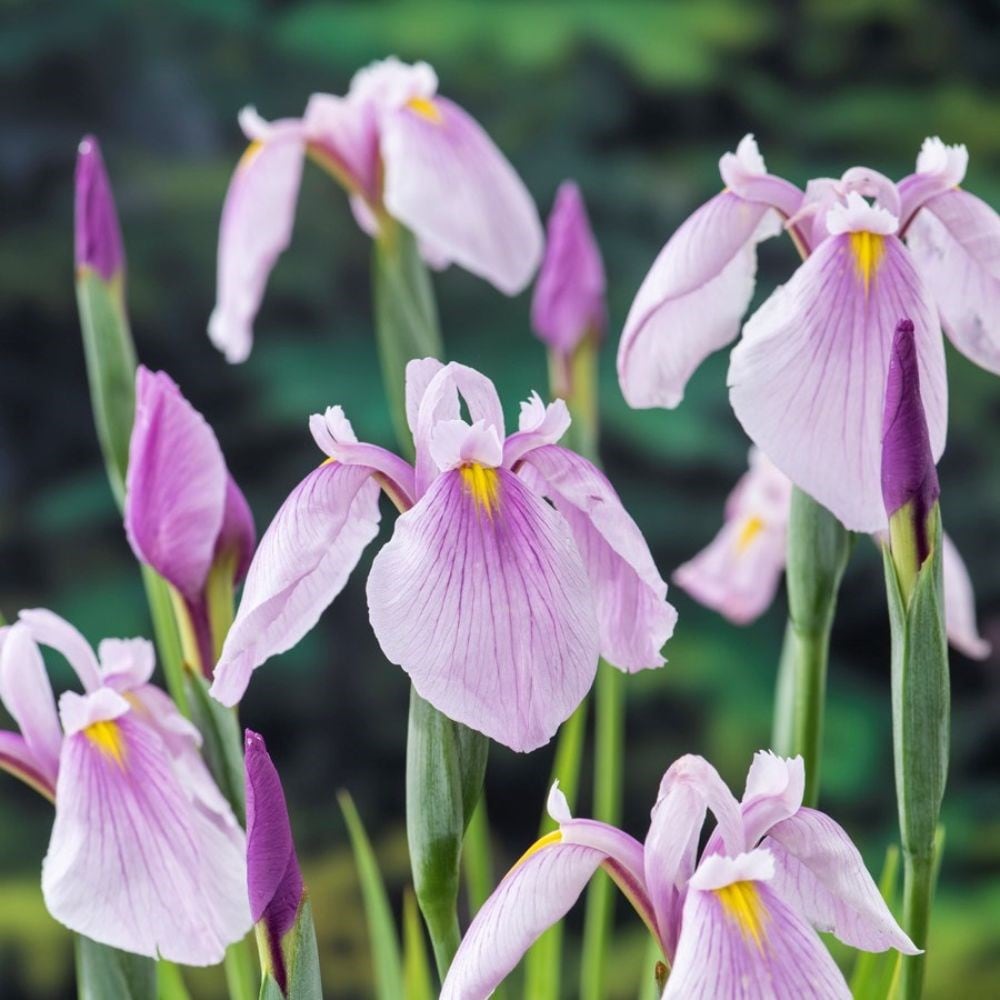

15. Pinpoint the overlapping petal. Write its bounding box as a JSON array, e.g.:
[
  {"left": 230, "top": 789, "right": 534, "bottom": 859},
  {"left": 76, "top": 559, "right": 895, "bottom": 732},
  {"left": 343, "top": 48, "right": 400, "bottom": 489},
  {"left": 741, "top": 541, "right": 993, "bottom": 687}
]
[
  {"left": 942, "top": 533, "right": 991, "bottom": 660},
  {"left": 211, "top": 463, "right": 381, "bottom": 706}
]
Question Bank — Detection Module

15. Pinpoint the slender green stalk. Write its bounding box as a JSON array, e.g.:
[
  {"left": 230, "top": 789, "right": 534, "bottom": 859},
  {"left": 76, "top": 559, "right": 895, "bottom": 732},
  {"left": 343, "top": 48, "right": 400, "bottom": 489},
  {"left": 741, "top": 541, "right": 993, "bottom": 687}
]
[
  {"left": 462, "top": 799, "right": 493, "bottom": 914},
  {"left": 155, "top": 961, "right": 192, "bottom": 1000},
  {"left": 222, "top": 938, "right": 257, "bottom": 1000}
]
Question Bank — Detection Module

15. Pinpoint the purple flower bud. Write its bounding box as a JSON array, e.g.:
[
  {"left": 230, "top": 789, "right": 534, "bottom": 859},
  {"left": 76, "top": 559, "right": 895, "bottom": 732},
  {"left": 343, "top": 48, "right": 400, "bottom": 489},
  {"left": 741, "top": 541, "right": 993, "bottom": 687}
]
[
  {"left": 75, "top": 136, "right": 125, "bottom": 281},
  {"left": 531, "top": 181, "right": 606, "bottom": 355},
  {"left": 881, "top": 319, "right": 940, "bottom": 540},
  {"left": 245, "top": 730, "right": 304, "bottom": 975}
]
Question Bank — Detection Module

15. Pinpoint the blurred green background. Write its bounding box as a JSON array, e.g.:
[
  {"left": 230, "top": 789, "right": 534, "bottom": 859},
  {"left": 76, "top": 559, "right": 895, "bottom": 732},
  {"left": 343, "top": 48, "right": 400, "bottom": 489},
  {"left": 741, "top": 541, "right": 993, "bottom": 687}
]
[{"left": 1, "top": 0, "right": 998, "bottom": 996}]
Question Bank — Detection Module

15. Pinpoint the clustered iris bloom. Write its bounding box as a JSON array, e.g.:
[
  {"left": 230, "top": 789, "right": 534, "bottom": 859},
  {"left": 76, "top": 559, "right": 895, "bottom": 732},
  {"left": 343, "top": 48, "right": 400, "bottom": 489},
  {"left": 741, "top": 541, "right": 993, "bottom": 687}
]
[
  {"left": 442, "top": 751, "right": 917, "bottom": 999},
  {"left": 211, "top": 358, "right": 677, "bottom": 752}
]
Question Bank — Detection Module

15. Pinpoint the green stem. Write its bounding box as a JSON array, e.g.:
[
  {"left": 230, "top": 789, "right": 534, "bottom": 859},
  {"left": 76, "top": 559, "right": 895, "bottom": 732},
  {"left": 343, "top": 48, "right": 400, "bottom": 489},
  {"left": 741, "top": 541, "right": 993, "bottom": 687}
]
[
  {"left": 139, "top": 564, "right": 191, "bottom": 719},
  {"left": 786, "top": 622, "right": 830, "bottom": 806},
  {"left": 899, "top": 851, "right": 933, "bottom": 1000},
  {"left": 223, "top": 936, "right": 258, "bottom": 1000},
  {"left": 462, "top": 799, "right": 493, "bottom": 914}
]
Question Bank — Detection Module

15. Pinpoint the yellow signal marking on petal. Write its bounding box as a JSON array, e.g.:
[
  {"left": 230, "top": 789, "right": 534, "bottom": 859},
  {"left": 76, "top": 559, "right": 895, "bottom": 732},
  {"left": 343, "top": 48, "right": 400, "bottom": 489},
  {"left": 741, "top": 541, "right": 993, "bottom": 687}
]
[
  {"left": 460, "top": 463, "right": 501, "bottom": 516},
  {"left": 406, "top": 96, "right": 443, "bottom": 124},
  {"left": 716, "top": 880, "right": 768, "bottom": 950},
  {"left": 736, "top": 515, "right": 765, "bottom": 553},
  {"left": 238, "top": 140, "right": 263, "bottom": 171},
  {"left": 849, "top": 231, "right": 885, "bottom": 292},
  {"left": 512, "top": 830, "right": 563, "bottom": 871},
  {"left": 84, "top": 720, "right": 126, "bottom": 767}
]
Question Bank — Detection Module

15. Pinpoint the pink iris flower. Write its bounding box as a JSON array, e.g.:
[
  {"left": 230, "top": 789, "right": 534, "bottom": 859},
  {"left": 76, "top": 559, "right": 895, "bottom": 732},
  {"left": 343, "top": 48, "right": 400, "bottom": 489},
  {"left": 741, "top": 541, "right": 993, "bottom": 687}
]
[
  {"left": 674, "top": 448, "right": 991, "bottom": 659},
  {"left": 618, "top": 135, "right": 1000, "bottom": 532},
  {"left": 0, "top": 610, "right": 250, "bottom": 964},
  {"left": 441, "top": 751, "right": 917, "bottom": 999},
  {"left": 211, "top": 359, "right": 676, "bottom": 752},
  {"left": 209, "top": 56, "right": 544, "bottom": 363}
]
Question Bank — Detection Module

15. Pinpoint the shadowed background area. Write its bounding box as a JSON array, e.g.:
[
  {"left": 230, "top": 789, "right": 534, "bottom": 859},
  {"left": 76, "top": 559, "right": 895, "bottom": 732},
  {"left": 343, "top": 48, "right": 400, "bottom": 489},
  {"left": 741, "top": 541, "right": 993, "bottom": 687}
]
[{"left": 1, "top": 1, "right": 998, "bottom": 996}]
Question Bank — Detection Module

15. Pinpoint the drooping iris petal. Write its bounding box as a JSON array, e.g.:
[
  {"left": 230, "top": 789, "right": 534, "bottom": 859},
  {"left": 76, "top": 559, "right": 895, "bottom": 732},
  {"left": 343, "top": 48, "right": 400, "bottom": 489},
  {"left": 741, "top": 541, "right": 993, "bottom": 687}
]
[
  {"left": 367, "top": 466, "right": 599, "bottom": 752},
  {"left": 906, "top": 188, "right": 1000, "bottom": 374},
  {"left": 942, "top": 533, "right": 991, "bottom": 660},
  {"left": 617, "top": 191, "right": 780, "bottom": 409},
  {"left": 440, "top": 842, "right": 606, "bottom": 1000},
  {"left": 729, "top": 231, "right": 947, "bottom": 532},
  {"left": 208, "top": 115, "right": 306, "bottom": 363},
  {"left": 125, "top": 367, "right": 228, "bottom": 601},
  {"left": 211, "top": 463, "right": 381, "bottom": 707},
  {"left": 380, "top": 96, "right": 543, "bottom": 296},
  {"left": 303, "top": 92, "right": 380, "bottom": 199},
  {"left": 518, "top": 445, "right": 676, "bottom": 671},
  {"left": 664, "top": 851, "right": 850, "bottom": 999},
  {"left": 43, "top": 698, "right": 249, "bottom": 965},
  {"left": 765, "top": 807, "right": 919, "bottom": 955}
]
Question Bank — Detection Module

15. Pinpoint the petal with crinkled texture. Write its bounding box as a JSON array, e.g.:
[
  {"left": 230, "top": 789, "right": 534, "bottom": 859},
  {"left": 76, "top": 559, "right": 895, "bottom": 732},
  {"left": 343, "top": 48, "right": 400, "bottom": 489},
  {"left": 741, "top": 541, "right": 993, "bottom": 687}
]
[
  {"left": 440, "top": 841, "right": 605, "bottom": 1000},
  {"left": 381, "top": 96, "right": 543, "bottom": 295},
  {"left": 765, "top": 807, "right": 918, "bottom": 955},
  {"left": 42, "top": 702, "right": 249, "bottom": 964},
  {"left": 519, "top": 445, "right": 675, "bottom": 671},
  {"left": 208, "top": 122, "right": 306, "bottom": 363},
  {"left": 942, "top": 533, "right": 991, "bottom": 660},
  {"left": 618, "top": 192, "right": 780, "bottom": 409},
  {"left": 367, "top": 466, "right": 598, "bottom": 751},
  {"left": 906, "top": 188, "right": 1000, "bottom": 374},
  {"left": 729, "top": 233, "right": 947, "bottom": 532},
  {"left": 211, "top": 463, "right": 381, "bottom": 706}
]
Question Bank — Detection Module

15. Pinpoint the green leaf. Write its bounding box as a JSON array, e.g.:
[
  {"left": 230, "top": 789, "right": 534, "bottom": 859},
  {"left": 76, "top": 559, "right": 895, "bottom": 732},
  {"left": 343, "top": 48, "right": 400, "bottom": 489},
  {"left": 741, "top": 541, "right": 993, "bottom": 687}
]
[
  {"left": 339, "top": 790, "right": 405, "bottom": 1000},
  {"left": 187, "top": 672, "right": 246, "bottom": 820},
  {"left": 155, "top": 961, "right": 192, "bottom": 1000},
  {"left": 403, "top": 890, "right": 435, "bottom": 1000},
  {"left": 75, "top": 935, "right": 155, "bottom": 1000},
  {"left": 266, "top": 899, "right": 323, "bottom": 1000},
  {"left": 849, "top": 845, "right": 901, "bottom": 1000}
]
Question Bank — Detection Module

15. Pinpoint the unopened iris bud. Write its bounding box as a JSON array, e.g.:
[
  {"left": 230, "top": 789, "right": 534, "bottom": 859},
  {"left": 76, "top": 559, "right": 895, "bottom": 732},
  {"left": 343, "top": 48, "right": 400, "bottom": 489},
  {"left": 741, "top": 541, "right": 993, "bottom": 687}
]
[
  {"left": 881, "top": 318, "right": 940, "bottom": 601},
  {"left": 75, "top": 136, "right": 125, "bottom": 284}
]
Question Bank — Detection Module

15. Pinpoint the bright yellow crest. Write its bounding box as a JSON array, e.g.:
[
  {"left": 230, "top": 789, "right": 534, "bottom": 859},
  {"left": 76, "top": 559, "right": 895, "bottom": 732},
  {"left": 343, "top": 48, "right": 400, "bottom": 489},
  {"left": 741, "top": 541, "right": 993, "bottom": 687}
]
[
  {"left": 460, "top": 463, "right": 500, "bottom": 516},
  {"left": 406, "top": 96, "right": 443, "bottom": 125},
  {"left": 737, "top": 515, "right": 765, "bottom": 553},
  {"left": 849, "top": 231, "right": 885, "bottom": 291},
  {"left": 716, "top": 880, "right": 768, "bottom": 950},
  {"left": 84, "top": 719, "right": 126, "bottom": 767}
]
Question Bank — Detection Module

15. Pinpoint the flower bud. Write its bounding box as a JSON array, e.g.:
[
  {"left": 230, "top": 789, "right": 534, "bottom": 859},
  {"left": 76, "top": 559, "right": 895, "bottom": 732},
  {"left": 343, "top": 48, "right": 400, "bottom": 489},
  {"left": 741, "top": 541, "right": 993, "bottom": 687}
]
[{"left": 75, "top": 136, "right": 125, "bottom": 282}]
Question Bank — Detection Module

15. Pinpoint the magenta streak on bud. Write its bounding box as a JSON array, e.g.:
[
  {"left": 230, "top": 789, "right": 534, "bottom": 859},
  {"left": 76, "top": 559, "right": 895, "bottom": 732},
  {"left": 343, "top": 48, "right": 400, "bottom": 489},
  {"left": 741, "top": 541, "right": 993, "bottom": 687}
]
[
  {"left": 245, "top": 729, "right": 304, "bottom": 992},
  {"left": 881, "top": 318, "right": 940, "bottom": 561},
  {"left": 75, "top": 136, "right": 125, "bottom": 281}
]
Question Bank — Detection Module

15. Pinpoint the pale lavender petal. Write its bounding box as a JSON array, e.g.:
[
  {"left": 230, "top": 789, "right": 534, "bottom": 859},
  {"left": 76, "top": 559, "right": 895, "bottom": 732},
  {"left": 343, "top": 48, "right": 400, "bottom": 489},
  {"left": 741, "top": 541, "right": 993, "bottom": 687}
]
[
  {"left": 211, "top": 463, "right": 381, "bottom": 707},
  {"left": 17, "top": 608, "right": 101, "bottom": 691},
  {"left": 96, "top": 637, "right": 156, "bottom": 692},
  {"left": 766, "top": 807, "right": 918, "bottom": 954},
  {"left": 381, "top": 96, "right": 543, "bottom": 295},
  {"left": 125, "top": 367, "right": 228, "bottom": 601},
  {"left": 617, "top": 191, "right": 780, "bottom": 409},
  {"left": 303, "top": 92, "right": 380, "bottom": 199},
  {"left": 0, "top": 730, "right": 55, "bottom": 800},
  {"left": 405, "top": 357, "right": 447, "bottom": 440},
  {"left": 441, "top": 842, "right": 605, "bottom": 1000},
  {"left": 942, "top": 533, "right": 991, "bottom": 660},
  {"left": 739, "top": 752, "right": 805, "bottom": 847},
  {"left": 367, "top": 466, "right": 599, "bottom": 752},
  {"left": 906, "top": 188, "right": 1000, "bottom": 373},
  {"left": 502, "top": 393, "right": 571, "bottom": 467},
  {"left": 729, "top": 232, "right": 947, "bottom": 532},
  {"left": 898, "top": 137, "right": 969, "bottom": 229},
  {"left": 208, "top": 117, "right": 306, "bottom": 363},
  {"left": 519, "top": 445, "right": 676, "bottom": 671}
]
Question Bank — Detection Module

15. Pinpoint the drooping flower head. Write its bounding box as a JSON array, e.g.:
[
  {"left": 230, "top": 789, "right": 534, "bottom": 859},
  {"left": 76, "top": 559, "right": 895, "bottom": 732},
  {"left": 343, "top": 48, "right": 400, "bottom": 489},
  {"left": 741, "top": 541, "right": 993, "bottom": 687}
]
[
  {"left": 0, "top": 610, "right": 250, "bottom": 964},
  {"left": 619, "top": 134, "right": 1000, "bottom": 532},
  {"left": 441, "top": 751, "right": 917, "bottom": 999},
  {"left": 74, "top": 135, "right": 124, "bottom": 283},
  {"left": 125, "top": 366, "right": 255, "bottom": 675},
  {"left": 210, "top": 57, "right": 544, "bottom": 362},
  {"left": 211, "top": 359, "right": 676, "bottom": 752}
]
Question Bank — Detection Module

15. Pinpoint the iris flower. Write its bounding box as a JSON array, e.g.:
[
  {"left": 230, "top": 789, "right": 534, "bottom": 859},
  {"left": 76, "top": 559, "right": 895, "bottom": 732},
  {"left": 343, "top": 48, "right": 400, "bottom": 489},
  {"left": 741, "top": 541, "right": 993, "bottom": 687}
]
[
  {"left": 441, "top": 751, "right": 916, "bottom": 999},
  {"left": 674, "top": 448, "right": 990, "bottom": 659},
  {"left": 618, "top": 135, "right": 1000, "bottom": 531},
  {"left": 0, "top": 610, "right": 250, "bottom": 963},
  {"left": 209, "top": 56, "right": 543, "bottom": 363},
  {"left": 211, "top": 359, "right": 676, "bottom": 752}
]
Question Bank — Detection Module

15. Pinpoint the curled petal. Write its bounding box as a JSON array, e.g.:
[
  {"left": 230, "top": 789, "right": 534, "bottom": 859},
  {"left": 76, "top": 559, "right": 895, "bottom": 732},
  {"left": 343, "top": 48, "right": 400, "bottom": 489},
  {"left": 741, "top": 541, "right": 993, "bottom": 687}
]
[
  {"left": 17, "top": 608, "right": 101, "bottom": 691},
  {"left": 381, "top": 96, "right": 543, "bottom": 295},
  {"left": 211, "top": 463, "right": 381, "bottom": 707},
  {"left": 898, "top": 137, "right": 969, "bottom": 227},
  {"left": 97, "top": 637, "right": 156, "bottom": 692},
  {"left": 618, "top": 191, "right": 780, "bottom": 409},
  {"left": 942, "top": 533, "right": 991, "bottom": 660},
  {"left": 304, "top": 92, "right": 380, "bottom": 199},
  {"left": 367, "top": 467, "right": 599, "bottom": 752},
  {"left": 739, "top": 752, "right": 805, "bottom": 847},
  {"left": 729, "top": 233, "right": 947, "bottom": 532},
  {"left": 519, "top": 445, "right": 676, "bottom": 671}
]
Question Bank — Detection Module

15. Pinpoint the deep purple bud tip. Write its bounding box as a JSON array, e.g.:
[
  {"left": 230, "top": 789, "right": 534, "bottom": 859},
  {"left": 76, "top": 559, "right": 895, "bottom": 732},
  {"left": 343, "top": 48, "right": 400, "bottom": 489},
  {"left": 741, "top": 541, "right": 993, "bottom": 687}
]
[
  {"left": 75, "top": 135, "right": 125, "bottom": 281},
  {"left": 244, "top": 729, "right": 305, "bottom": 947},
  {"left": 881, "top": 319, "right": 940, "bottom": 525}
]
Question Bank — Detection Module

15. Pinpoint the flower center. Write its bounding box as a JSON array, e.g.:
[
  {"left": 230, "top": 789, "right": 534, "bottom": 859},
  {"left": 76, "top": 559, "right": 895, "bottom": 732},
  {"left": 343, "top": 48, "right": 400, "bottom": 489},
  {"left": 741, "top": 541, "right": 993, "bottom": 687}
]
[
  {"left": 459, "top": 463, "right": 500, "bottom": 516},
  {"left": 715, "top": 880, "right": 767, "bottom": 949},
  {"left": 406, "top": 96, "right": 443, "bottom": 124},
  {"left": 84, "top": 719, "right": 126, "bottom": 766},
  {"left": 849, "top": 231, "right": 885, "bottom": 291},
  {"left": 737, "top": 515, "right": 765, "bottom": 552}
]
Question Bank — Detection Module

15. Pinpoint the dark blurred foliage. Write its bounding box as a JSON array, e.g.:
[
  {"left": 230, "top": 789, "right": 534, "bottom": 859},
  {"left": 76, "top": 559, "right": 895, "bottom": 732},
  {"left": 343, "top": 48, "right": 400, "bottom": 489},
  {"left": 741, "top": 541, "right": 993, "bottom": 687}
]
[{"left": 1, "top": 0, "right": 999, "bottom": 997}]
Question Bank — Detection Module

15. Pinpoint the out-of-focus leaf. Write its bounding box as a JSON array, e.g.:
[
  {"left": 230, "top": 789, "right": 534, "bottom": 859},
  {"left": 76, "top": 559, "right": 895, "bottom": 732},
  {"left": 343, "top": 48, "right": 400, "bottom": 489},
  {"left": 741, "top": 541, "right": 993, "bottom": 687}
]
[{"left": 75, "top": 936, "right": 155, "bottom": 1000}]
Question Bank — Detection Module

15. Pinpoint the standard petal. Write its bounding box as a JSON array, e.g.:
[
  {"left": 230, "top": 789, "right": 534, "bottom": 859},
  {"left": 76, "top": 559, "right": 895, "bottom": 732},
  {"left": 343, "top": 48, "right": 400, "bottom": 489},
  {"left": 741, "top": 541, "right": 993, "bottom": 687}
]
[
  {"left": 906, "top": 188, "right": 1000, "bottom": 374},
  {"left": 617, "top": 191, "right": 780, "bottom": 409},
  {"left": 17, "top": 608, "right": 101, "bottom": 691},
  {"left": 729, "top": 233, "right": 947, "bottom": 532},
  {"left": 765, "top": 807, "right": 918, "bottom": 954},
  {"left": 125, "top": 368, "right": 228, "bottom": 601},
  {"left": 739, "top": 752, "right": 805, "bottom": 847},
  {"left": 367, "top": 466, "right": 599, "bottom": 752},
  {"left": 519, "top": 445, "right": 675, "bottom": 671},
  {"left": 440, "top": 841, "right": 605, "bottom": 1000},
  {"left": 43, "top": 708, "right": 249, "bottom": 964},
  {"left": 96, "top": 637, "right": 156, "bottom": 692},
  {"left": 208, "top": 121, "right": 306, "bottom": 363},
  {"left": 381, "top": 96, "right": 543, "bottom": 295},
  {"left": 211, "top": 462, "right": 381, "bottom": 706},
  {"left": 942, "top": 533, "right": 991, "bottom": 659}
]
